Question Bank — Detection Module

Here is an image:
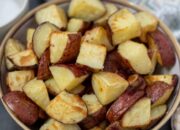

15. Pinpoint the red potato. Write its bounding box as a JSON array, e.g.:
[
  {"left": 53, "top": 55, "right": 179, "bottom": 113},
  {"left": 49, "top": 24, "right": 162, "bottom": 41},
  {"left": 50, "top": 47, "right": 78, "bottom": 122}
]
[
  {"left": 5, "top": 38, "right": 24, "bottom": 70},
  {"left": 76, "top": 43, "right": 107, "bottom": 71},
  {"left": 26, "top": 28, "right": 35, "bottom": 49},
  {"left": 3, "top": 91, "right": 39, "bottom": 125},
  {"left": 147, "top": 30, "right": 175, "bottom": 67},
  {"left": 128, "top": 74, "right": 147, "bottom": 90},
  {"left": 121, "top": 97, "right": 151, "bottom": 128},
  {"left": 92, "top": 72, "right": 129, "bottom": 105},
  {"left": 8, "top": 50, "right": 38, "bottom": 68},
  {"left": 79, "top": 94, "right": 107, "bottom": 129},
  {"left": 108, "top": 9, "right": 141, "bottom": 45},
  {"left": 117, "top": 41, "right": 153, "bottom": 75},
  {"left": 37, "top": 49, "right": 51, "bottom": 80},
  {"left": 50, "top": 32, "right": 81, "bottom": 64},
  {"left": 106, "top": 90, "right": 144, "bottom": 123},
  {"left": 103, "top": 51, "right": 131, "bottom": 78},
  {"left": 33, "top": 22, "right": 59, "bottom": 58},
  {"left": 106, "top": 121, "right": 138, "bottom": 130},
  {"left": 68, "top": 0, "right": 106, "bottom": 21},
  {"left": 67, "top": 18, "right": 91, "bottom": 34},
  {"left": 6, "top": 70, "right": 34, "bottom": 91},
  {"left": 35, "top": 5, "right": 67, "bottom": 29},
  {"left": 46, "top": 91, "right": 87, "bottom": 124},
  {"left": 146, "top": 81, "right": 174, "bottom": 107},
  {"left": 49, "top": 64, "right": 89, "bottom": 91}
]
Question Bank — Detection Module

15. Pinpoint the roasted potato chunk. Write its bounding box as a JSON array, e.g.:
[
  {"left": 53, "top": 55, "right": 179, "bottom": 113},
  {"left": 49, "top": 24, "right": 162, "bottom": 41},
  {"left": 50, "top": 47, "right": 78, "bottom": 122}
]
[
  {"left": 76, "top": 43, "right": 107, "bottom": 70},
  {"left": 151, "top": 104, "right": 167, "bottom": 122},
  {"left": 146, "top": 81, "right": 174, "bottom": 107},
  {"left": 35, "top": 5, "right": 67, "bottom": 29},
  {"left": 37, "top": 49, "right": 51, "bottom": 80},
  {"left": 26, "top": 28, "right": 35, "bottom": 49},
  {"left": 45, "top": 78, "right": 61, "bottom": 96},
  {"left": 95, "top": 3, "right": 118, "bottom": 26},
  {"left": 5, "top": 38, "right": 24, "bottom": 70},
  {"left": 8, "top": 50, "right": 38, "bottom": 68},
  {"left": 46, "top": 91, "right": 87, "bottom": 124},
  {"left": 107, "top": 90, "right": 144, "bottom": 122},
  {"left": 6, "top": 70, "right": 34, "bottom": 91},
  {"left": 108, "top": 9, "right": 141, "bottom": 45},
  {"left": 117, "top": 41, "right": 152, "bottom": 74},
  {"left": 135, "top": 11, "right": 158, "bottom": 42},
  {"left": 50, "top": 31, "right": 81, "bottom": 64},
  {"left": 80, "top": 94, "right": 106, "bottom": 129},
  {"left": 92, "top": 72, "right": 129, "bottom": 105},
  {"left": 33, "top": 22, "right": 59, "bottom": 58},
  {"left": 3, "top": 91, "right": 39, "bottom": 125},
  {"left": 145, "top": 74, "right": 178, "bottom": 86},
  {"left": 106, "top": 121, "right": 138, "bottom": 130},
  {"left": 50, "top": 64, "right": 89, "bottom": 91},
  {"left": 23, "top": 78, "right": 50, "bottom": 110},
  {"left": 67, "top": 18, "right": 91, "bottom": 33},
  {"left": 147, "top": 30, "right": 175, "bottom": 67},
  {"left": 122, "top": 97, "right": 151, "bottom": 128},
  {"left": 128, "top": 74, "right": 146, "bottom": 90},
  {"left": 40, "top": 118, "right": 81, "bottom": 130},
  {"left": 82, "top": 26, "right": 113, "bottom": 51},
  {"left": 68, "top": 0, "right": 106, "bottom": 21}
]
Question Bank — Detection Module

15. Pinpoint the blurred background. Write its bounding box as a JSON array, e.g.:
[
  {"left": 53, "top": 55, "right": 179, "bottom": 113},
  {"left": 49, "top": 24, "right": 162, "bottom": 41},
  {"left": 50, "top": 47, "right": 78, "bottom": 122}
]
[{"left": 0, "top": 0, "right": 179, "bottom": 129}]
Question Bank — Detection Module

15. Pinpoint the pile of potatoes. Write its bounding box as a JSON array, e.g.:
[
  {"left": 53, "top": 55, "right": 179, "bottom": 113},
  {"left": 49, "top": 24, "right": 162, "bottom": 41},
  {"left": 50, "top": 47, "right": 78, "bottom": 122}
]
[{"left": 3, "top": 0, "right": 178, "bottom": 129}]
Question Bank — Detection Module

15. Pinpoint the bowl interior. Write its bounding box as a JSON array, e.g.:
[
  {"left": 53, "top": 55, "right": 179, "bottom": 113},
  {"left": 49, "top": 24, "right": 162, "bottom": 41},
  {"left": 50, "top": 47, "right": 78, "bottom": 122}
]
[{"left": 0, "top": 0, "right": 180, "bottom": 130}]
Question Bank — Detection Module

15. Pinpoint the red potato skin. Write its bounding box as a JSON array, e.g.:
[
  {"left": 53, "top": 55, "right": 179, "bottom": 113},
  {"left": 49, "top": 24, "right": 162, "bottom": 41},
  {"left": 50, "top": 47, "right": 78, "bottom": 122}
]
[
  {"left": 148, "top": 30, "right": 175, "bottom": 67},
  {"left": 103, "top": 51, "right": 130, "bottom": 79},
  {"left": 128, "top": 74, "right": 147, "bottom": 91},
  {"left": 3, "top": 91, "right": 39, "bottom": 125},
  {"left": 38, "top": 109, "right": 48, "bottom": 120},
  {"left": 106, "top": 90, "right": 145, "bottom": 123},
  {"left": 79, "top": 107, "right": 107, "bottom": 129},
  {"left": 146, "top": 81, "right": 173, "bottom": 103},
  {"left": 79, "top": 22, "right": 92, "bottom": 35},
  {"left": 172, "top": 74, "right": 178, "bottom": 87},
  {"left": 58, "top": 33, "right": 81, "bottom": 64},
  {"left": 106, "top": 121, "right": 122, "bottom": 130},
  {"left": 37, "top": 49, "right": 51, "bottom": 80}
]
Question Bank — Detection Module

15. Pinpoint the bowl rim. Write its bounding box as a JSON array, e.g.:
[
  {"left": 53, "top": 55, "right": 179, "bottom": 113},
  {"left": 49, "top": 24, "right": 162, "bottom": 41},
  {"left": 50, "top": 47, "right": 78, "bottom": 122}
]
[{"left": 0, "top": 0, "right": 180, "bottom": 130}]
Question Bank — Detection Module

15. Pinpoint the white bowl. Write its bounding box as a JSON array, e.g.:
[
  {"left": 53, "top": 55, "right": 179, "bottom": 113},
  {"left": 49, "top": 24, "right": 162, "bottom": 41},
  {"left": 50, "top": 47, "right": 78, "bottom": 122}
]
[{"left": 0, "top": 0, "right": 29, "bottom": 40}]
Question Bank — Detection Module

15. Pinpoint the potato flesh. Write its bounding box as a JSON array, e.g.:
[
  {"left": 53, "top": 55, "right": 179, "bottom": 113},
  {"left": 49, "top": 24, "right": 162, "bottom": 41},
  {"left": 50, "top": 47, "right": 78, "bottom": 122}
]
[
  {"left": 118, "top": 41, "right": 152, "bottom": 74},
  {"left": 135, "top": 11, "right": 158, "bottom": 42},
  {"left": 40, "top": 119, "right": 81, "bottom": 130},
  {"left": 95, "top": 3, "right": 118, "bottom": 25},
  {"left": 35, "top": 5, "right": 67, "bottom": 29},
  {"left": 23, "top": 78, "right": 50, "bottom": 110},
  {"left": 8, "top": 50, "right": 38, "bottom": 67},
  {"left": 26, "top": 28, "right": 35, "bottom": 49},
  {"left": 122, "top": 97, "right": 151, "bottom": 128},
  {"left": 82, "top": 26, "right": 113, "bottom": 51},
  {"left": 7, "top": 70, "right": 34, "bottom": 91},
  {"left": 5, "top": 38, "right": 24, "bottom": 70},
  {"left": 92, "top": 72, "right": 129, "bottom": 105},
  {"left": 33, "top": 22, "right": 59, "bottom": 58},
  {"left": 45, "top": 78, "right": 62, "bottom": 96},
  {"left": 76, "top": 43, "right": 107, "bottom": 70},
  {"left": 82, "top": 94, "right": 103, "bottom": 115},
  {"left": 68, "top": 0, "right": 106, "bottom": 21},
  {"left": 151, "top": 104, "right": 167, "bottom": 121},
  {"left": 50, "top": 66, "right": 88, "bottom": 91},
  {"left": 108, "top": 9, "right": 141, "bottom": 45},
  {"left": 46, "top": 91, "right": 87, "bottom": 124},
  {"left": 67, "top": 18, "right": 84, "bottom": 32},
  {"left": 50, "top": 32, "right": 68, "bottom": 63}
]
